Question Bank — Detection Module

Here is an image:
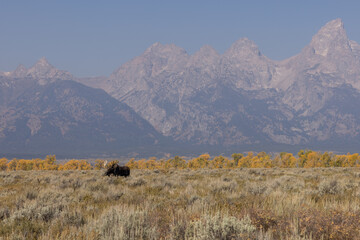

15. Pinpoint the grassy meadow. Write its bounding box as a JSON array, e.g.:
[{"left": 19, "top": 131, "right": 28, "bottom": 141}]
[{"left": 1, "top": 168, "right": 360, "bottom": 239}]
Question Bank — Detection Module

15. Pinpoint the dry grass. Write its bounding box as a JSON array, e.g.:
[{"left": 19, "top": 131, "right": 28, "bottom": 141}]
[{"left": 1, "top": 168, "right": 360, "bottom": 239}]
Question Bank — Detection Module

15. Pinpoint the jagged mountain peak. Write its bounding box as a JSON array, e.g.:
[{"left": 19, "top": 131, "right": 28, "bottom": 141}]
[
  {"left": 35, "top": 57, "right": 51, "bottom": 66},
  {"left": 191, "top": 45, "right": 219, "bottom": 60},
  {"left": 26, "top": 57, "right": 73, "bottom": 82},
  {"left": 144, "top": 42, "right": 162, "bottom": 52},
  {"left": 15, "top": 64, "right": 27, "bottom": 71},
  {"left": 309, "top": 18, "right": 350, "bottom": 57},
  {"left": 196, "top": 45, "right": 219, "bottom": 56},
  {"left": 320, "top": 18, "right": 344, "bottom": 32},
  {"left": 29, "top": 57, "right": 54, "bottom": 72},
  {"left": 187, "top": 45, "right": 220, "bottom": 67},
  {"left": 11, "top": 64, "right": 28, "bottom": 78},
  {"left": 144, "top": 42, "right": 188, "bottom": 57},
  {"left": 224, "top": 38, "right": 262, "bottom": 58}
]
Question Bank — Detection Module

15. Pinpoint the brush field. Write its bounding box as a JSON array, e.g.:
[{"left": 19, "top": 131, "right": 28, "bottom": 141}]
[{"left": 1, "top": 168, "right": 360, "bottom": 239}]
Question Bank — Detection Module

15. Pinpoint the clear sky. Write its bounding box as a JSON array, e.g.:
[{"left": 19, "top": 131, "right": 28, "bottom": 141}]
[{"left": 1, "top": 0, "right": 360, "bottom": 77}]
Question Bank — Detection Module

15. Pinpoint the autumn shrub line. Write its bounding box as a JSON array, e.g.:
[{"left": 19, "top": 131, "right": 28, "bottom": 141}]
[
  {"left": 128, "top": 150, "right": 360, "bottom": 169},
  {"left": 0, "top": 155, "right": 95, "bottom": 171},
  {"left": 1, "top": 150, "right": 360, "bottom": 171}
]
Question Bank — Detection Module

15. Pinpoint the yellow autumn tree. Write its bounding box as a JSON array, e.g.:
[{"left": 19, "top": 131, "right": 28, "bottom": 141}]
[
  {"left": 298, "top": 150, "right": 313, "bottom": 167},
  {"left": 165, "top": 156, "right": 186, "bottom": 169},
  {"left": 126, "top": 158, "right": 136, "bottom": 169},
  {"left": 317, "top": 152, "right": 334, "bottom": 167},
  {"left": 238, "top": 152, "right": 254, "bottom": 168},
  {"left": 59, "top": 160, "right": 76, "bottom": 170},
  {"left": 250, "top": 152, "right": 273, "bottom": 168},
  {"left": 211, "top": 156, "right": 229, "bottom": 169},
  {"left": 16, "top": 159, "right": 35, "bottom": 170},
  {"left": 145, "top": 157, "right": 158, "bottom": 170},
  {"left": 353, "top": 154, "right": 360, "bottom": 167},
  {"left": 60, "top": 160, "right": 92, "bottom": 170},
  {"left": 276, "top": 153, "right": 297, "bottom": 168},
  {"left": 94, "top": 159, "right": 107, "bottom": 170},
  {"left": 232, "top": 153, "right": 244, "bottom": 167},
  {"left": 78, "top": 160, "right": 92, "bottom": 170},
  {"left": 341, "top": 153, "right": 359, "bottom": 167},
  {"left": 157, "top": 158, "right": 166, "bottom": 169},
  {"left": 31, "top": 158, "right": 44, "bottom": 170},
  {"left": 187, "top": 154, "right": 210, "bottom": 169},
  {"left": 43, "top": 155, "right": 58, "bottom": 170},
  {"left": 225, "top": 157, "right": 237, "bottom": 168},
  {"left": 0, "top": 158, "right": 8, "bottom": 171},
  {"left": 7, "top": 159, "right": 18, "bottom": 171},
  {"left": 304, "top": 152, "right": 323, "bottom": 168},
  {"left": 136, "top": 159, "right": 147, "bottom": 169}
]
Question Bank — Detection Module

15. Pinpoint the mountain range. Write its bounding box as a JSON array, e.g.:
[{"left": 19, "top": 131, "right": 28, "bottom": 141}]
[
  {"left": 0, "top": 59, "right": 165, "bottom": 158},
  {"left": 1, "top": 18, "right": 360, "bottom": 157}
]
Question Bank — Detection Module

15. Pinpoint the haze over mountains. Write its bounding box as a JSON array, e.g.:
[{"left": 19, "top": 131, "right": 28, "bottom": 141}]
[
  {"left": 1, "top": 18, "right": 360, "bottom": 157},
  {"left": 0, "top": 59, "right": 164, "bottom": 157}
]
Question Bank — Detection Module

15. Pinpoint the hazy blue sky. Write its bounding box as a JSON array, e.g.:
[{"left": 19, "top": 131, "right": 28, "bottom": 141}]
[{"left": 1, "top": 1, "right": 360, "bottom": 77}]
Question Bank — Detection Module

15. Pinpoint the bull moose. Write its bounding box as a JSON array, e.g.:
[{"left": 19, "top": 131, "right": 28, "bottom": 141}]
[{"left": 105, "top": 163, "right": 130, "bottom": 177}]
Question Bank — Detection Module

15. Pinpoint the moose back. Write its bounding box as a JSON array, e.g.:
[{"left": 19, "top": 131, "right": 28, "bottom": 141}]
[{"left": 105, "top": 164, "right": 130, "bottom": 177}]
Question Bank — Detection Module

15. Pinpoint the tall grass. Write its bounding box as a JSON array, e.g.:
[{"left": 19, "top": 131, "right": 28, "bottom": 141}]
[{"left": 1, "top": 168, "right": 360, "bottom": 239}]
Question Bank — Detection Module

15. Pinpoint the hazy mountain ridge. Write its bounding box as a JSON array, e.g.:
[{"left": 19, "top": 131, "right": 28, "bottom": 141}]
[
  {"left": 2, "top": 18, "right": 360, "bottom": 156},
  {"left": 100, "top": 18, "right": 360, "bottom": 148},
  {"left": 0, "top": 76, "right": 163, "bottom": 157}
]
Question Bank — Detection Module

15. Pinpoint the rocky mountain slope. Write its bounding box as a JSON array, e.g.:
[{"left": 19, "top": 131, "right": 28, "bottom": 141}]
[
  {"left": 0, "top": 59, "right": 163, "bottom": 157},
  {"left": 2, "top": 18, "right": 360, "bottom": 156},
  {"left": 95, "top": 18, "right": 360, "bottom": 150}
]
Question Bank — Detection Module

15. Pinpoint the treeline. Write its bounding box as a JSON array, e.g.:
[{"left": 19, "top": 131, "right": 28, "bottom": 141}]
[
  {"left": 127, "top": 150, "right": 360, "bottom": 169},
  {"left": 1, "top": 150, "right": 360, "bottom": 171},
  {"left": 0, "top": 155, "right": 105, "bottom": 171}
]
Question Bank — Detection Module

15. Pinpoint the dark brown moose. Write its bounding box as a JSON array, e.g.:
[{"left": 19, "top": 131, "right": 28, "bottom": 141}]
[{"left": 105, "top": 163, "right": 130, "bottom": 177}]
